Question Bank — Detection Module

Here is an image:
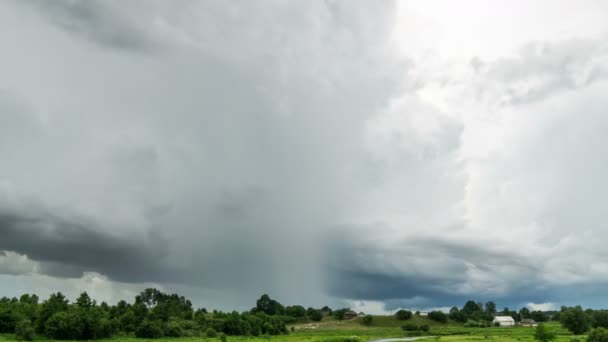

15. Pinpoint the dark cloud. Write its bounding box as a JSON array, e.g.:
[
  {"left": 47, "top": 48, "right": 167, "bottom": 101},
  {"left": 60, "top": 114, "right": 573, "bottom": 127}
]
[
  {"left": 0, "top": 208, "right": 170, "bottom": 282},
  {"left": 24, "top": 0, "right": 159, "bottom": 52}
]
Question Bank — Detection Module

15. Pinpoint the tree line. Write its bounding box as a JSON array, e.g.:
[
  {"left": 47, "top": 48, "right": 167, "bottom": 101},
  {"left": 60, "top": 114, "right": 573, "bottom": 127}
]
[{"left": 0, "top": 290, "right": 344, "bottom": 340}]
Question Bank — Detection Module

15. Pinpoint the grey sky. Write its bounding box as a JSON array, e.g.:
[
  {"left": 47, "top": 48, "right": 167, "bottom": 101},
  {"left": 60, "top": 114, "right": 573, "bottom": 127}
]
[{"left": 2, "top": 0, "right": 608, "bottom": 313}]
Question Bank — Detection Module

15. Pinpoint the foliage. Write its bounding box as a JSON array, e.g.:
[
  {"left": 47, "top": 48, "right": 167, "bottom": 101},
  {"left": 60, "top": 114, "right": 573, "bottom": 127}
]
[
  {"left": 560, "top": 306, "right": 591, "bottom": 335},
  {"left": 588, "top": 328, "right": 608, "bottom": 342},
  {"left": 362, "top": 315, "right": 373, "bottom": 326},
  {"left": 534, "top": 323, "right": 556, "bottom": 342},
  {"left": 428, "top": 311, "right": 448, "bottom": 323},
  {"left": 253, "top": 295, "right": 285, "bottom": 316},
  {"left": 135, "top": 319, "right": 164, "bottom": 339},
  {"left": 15, "top": 320, "right": 35, "bottom": 341},
  {"left": 310, "top": 310, "right": 323, "bottom": 322},
  {"left": 206, "top": 327, "right": 218, "bottom": 337},
  {"left": 396, "top": 310, "right": 413, "bottom": 320}
]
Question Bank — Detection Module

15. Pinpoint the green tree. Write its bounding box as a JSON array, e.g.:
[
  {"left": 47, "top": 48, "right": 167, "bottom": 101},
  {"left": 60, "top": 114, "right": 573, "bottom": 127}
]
[
  {"left": 253, "top": 294, "right": 285, "bottom": 316},
  {"left": 36, "top": 292, "right": 68, "bottom": 333},
  {"left": 428, "top": 311, "right": 448, "bottom": 323},
  {"left": 560, "top": 306, "right": 591, "bottom": 335},
  {"left": 396, "top": 310, "right": 413, "bottom": 320},
  {"left": 593, "top": 311, "right": 608, "bottom": 328},
  {"left": 449, "top": 307, "right": 467, "bottom": 322},
  {"left": 76, "top": 292, "right": 95, "bottom": 309},
  {"left": 309, "top": 310, "right": 323, "bottom": 322},
  {"left": 534, "top": 323, "right": 556, "bottom": 342},
  {"left": 588, "top": 327, "right": 608, "bottom": 342},
  {"left": 485, "top": 302, "right": 497, "bottom": 315},
  {"left": 520, "top": 307, "right": 531, "bottom": 319}
]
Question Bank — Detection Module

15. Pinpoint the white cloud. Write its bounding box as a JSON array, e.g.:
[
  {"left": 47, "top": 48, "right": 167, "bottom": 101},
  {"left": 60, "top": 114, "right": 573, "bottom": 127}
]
[{"left": 527, "top": 302, "right": 558, "bottom": 311}]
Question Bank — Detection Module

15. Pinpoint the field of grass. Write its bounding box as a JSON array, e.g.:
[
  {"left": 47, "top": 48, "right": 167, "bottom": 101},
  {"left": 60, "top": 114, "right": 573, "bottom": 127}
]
[{"left": 0, "top": 317, "right": 581, "bottom": 342}]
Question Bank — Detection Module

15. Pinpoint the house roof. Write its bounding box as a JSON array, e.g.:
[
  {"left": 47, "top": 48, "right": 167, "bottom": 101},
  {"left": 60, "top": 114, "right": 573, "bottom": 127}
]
[
  {"left": 521, "top": 319, "right": 537, "bottom": 323},
  {"left": 494, "top": 316, "right": 515, "bottom": 322}
]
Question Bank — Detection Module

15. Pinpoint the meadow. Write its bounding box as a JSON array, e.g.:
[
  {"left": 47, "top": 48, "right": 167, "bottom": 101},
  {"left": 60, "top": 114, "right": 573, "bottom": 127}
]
[{"left": 0, "top": 316, "right": 579, "bottom": 342}]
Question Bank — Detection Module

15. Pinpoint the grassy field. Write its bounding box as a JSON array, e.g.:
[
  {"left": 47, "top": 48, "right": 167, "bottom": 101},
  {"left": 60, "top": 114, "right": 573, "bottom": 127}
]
[{"left": 0, "top": 317, "right": 580, "bottom": 342}]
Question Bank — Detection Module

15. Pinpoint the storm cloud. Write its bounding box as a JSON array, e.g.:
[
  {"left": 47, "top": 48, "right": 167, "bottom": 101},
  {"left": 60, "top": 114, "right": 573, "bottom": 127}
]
[{"left": 2, "top": 0, "right": 608, "bottom": 312}]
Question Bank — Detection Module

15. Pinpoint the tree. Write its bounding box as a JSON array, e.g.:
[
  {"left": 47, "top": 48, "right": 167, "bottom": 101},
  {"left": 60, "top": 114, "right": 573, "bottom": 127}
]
[
  {"left": 396, "top": 310, "right": 413, "bottom": 320},
  {"left": 285, "top": 305, "right": 306, "bottom": 318},
  {"left": 485, "top": 302, "right": 497, "bottom": 315},
  {"left": 588, "top": 327, "right": 608, "bottom": 342},
  {"left": 593, "top": 311, "right": 608, "bottom": 328},
  {"left": 462, "top": 300, "right": 483, "bottom": 317},
  {"left": 76, "top": 292, "right": 94, "bottom": 309},
  {"left": 253, "top": 294, "right": 285, "bottom": 316},
  {"left": 534, "top": 323, "right": 556, "bottom": 342},
  {"left": 560, "top": 306, "right": 591, "bottom": 335},
  {"left": 530, "top": 311, "right": 548, "bottom": 323},
  {"left": 428, "top": 311, "right": 448, "bottom": 323},
  {"left": 449, "top": 307, "right": 467, "bottom": 322},
  {"left": 36, "top": 292, "right": 68, "bottom": 333},
  {"left": 309, "top": 310, "right": 323, "bottom": 322},
  {"left": 520, "top": 307, "right": 531, "bottom": 320}
]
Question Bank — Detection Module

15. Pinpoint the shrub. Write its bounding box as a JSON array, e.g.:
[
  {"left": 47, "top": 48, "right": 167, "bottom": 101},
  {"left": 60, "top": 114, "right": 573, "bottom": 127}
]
[
  {"left": 420, "top": 324, "right": 430, "bottom": 332},
  {"left": 44, "top": 311, "right": 84, "bottom": 340},
  {"left": 205, "top": 327, "right": 217, "bottom": 337},
  {"left": 135, "top": 320, "right": 164, "bottom": 339},
  {"left": 428, "top": 311, "right": 448, "bottom": 323},
  {"left": 15, "top": 320, "right": 35, "bottom": 341},
  {"left": 220, "top": 333, "right": 228, "bottom": 342},
  {"left": 402, "top": 323, "right": 419, "bottom": 331},
  {"left": 310, "top": 310, "right": 323, "bottom": 322},
  {"left": 164, "top": 320, "right": 183, "bottom": 337},
  {"left": 396, "top": 310, "right": 413, "bottom": 320},
  {"left": 588, "top": 328, "right": 608, "bottom": 342},
  {"left": 534, "top": 323, "right": 556, "bottom": 342},
  {"left": 362, "top": 315, "right": 373, "bottom": 326}
]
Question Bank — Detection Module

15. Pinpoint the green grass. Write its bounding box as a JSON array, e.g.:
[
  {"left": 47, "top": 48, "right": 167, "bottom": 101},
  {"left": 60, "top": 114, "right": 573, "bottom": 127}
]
[{"left": 0, "top": 319, "right": 582, "bottom": 342}]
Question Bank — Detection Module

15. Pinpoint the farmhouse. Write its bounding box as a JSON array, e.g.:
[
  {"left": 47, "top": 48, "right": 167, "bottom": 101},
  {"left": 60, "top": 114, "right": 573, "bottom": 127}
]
[
  {"left": 493, "top": 316, "right": 516, "bottom": 327},
  {"left": 521, "top": 318, "right": 538, "bottom": 327}
]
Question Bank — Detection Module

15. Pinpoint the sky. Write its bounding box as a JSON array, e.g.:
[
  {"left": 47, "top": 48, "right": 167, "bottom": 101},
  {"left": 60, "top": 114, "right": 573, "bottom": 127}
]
[{"left": 2, "top": 0, "right": 608, "bottom": 314}]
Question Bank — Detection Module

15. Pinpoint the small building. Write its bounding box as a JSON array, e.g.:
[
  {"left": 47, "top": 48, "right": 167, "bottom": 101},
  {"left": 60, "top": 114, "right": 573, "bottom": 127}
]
[
  {"left": 493, "top": 316, "right": 516, "bottom": 327},
  {"left": 521, "top": 319, "right": 538, "bottom": 327},
  {"left": 358, "top": 312, "right": 366, "bottom": 317},
  {"left": 344, "top": 310, "right": 358, "bottom": 320},
  {"left": 419, "top": 311, "right": 428, "bottom": 316}
]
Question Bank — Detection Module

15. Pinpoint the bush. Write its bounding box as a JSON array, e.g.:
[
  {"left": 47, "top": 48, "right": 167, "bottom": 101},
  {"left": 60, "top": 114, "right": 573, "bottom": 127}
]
[
  {"left": 362, "top": 315, "right": 373, "bottom": 326},
  {"left": 534, "top": 324, "right": 556, "bottom": 342},
  {"left": 15, "top": 320, "right": 35, "bottom": 341},
  {"left": 206, "top": 327, "right": 218, "bottom": 337},
  {"left": 420, "top": 324, "right": 430, "bottom": 332},
  {"left": 396, "top": 310, "right": 413, "bottom": 320},
  {"left": 310, "top": 310, "right": 323, "bottom": 322},
  {"left": 428, "top": 311, "right": 448, "bottom": 323},
  {"left": 588, "top": 328, "right": 608, "bottom": 342},
  {"left": 135, "top": 320, "right": 164, "bottom": 339},
  {"left": 44, "top": 311, "right": 84, "bottom": 340},
  {"left": 220, "top": 333, "right": 228, "bottom": 342},
  {"left": 164, "top": 320, "right": 183, "bottom": 337},
  {"left": 402, "top": 323, "right": 419, "bottom": 331}
]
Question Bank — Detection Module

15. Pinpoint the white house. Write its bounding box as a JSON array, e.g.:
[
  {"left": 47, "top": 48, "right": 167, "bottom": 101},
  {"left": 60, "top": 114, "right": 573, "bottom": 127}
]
[{"left": 493, "top": 316, "right": 515, "bottom": 327}]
